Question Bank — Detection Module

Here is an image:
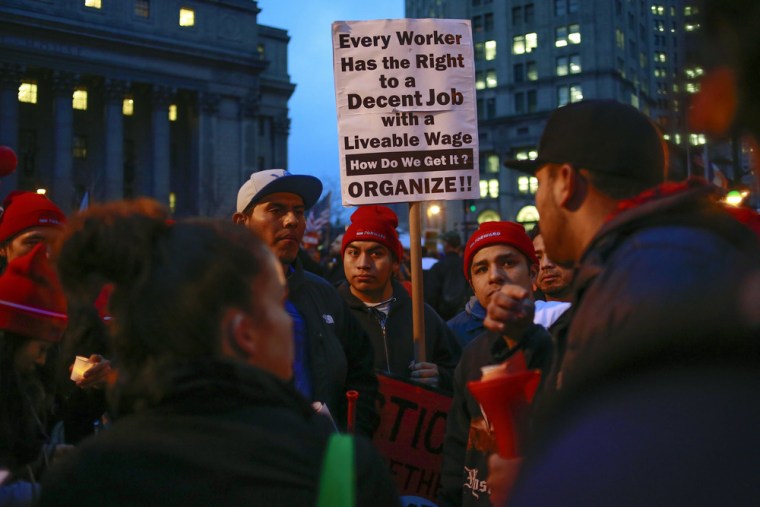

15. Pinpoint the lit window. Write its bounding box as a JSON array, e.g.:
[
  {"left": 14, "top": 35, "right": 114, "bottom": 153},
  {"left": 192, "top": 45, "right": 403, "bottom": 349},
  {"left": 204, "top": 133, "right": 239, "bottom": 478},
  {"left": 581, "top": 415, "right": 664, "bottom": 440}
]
[
  {"left": 690, "top": 133, "right": 706, "bottom": 145},
  {"left": 685, "top": 23, "right": 699, "bottom": 32},
  {"left": 179, "top": 8, "right": 195, "bottom": 27},
  {"left": 517, "top": 176, "right": 537, "bottom": 194},
  {"left": 512, "top": 33, "right": 537, "bottom": 55},
  {"left": 557, "top": 56, "right": 568, "bottom": 76},
  {"left": 84, "top": 0, "right": 102, "bottom": 9},
  {"left": 486, "top": 154, "right": 499, "bottom": 173},
  {"left": 169, "top": 104, "right": 178, "bottom": 122},
  {"left": 72, "top": 89, "right": 88, "bottom": 111},
  {"left": 257, "top": 44, "right": 265, "bottom": 59},
  {"left": 479, "top": 180, "right": 489, "bottom": 198},
  {"left": 526, "top": 61, "right": 538, "bottom": 81},
  {"left": 475, "top": 71, "right": 486, "bottom": 90},
  {"left": 488, "top": 179, "right": 499, "bottom": 198},
  {"left": 486, "top": 69, "right": 497, "bottom": 88},
  {"left": 569, "top": 54, "right": 581, "bottom": 74},
  {"left": 123, "top": 98, "right": 134, "bottom": 116},
  {"left": 169, "top": 192, "right": 176, "bottom": 214},
  {"left": 655, "top": 52, "right": 667, "bottom": 63},
  {"left": 555, "top": 26, "right": 568, "bottom": 47},
  {"left": 616, "top": 29, "right": 625, "bottom": 49},
  {"left": 18, "top": 82, "right": 37, "bottom": 104},
  {"left": 568, "top": 24, "right": 581, "bottom": 44},
  {"left": 73, "top": 136, "right": 87, "bottom": 159},
  {"left": 484, "top": 40, "right": 496, "bottom": 60},
  {"left": 570, "top": 84, "right": 583, "bottom": 103},
  {"left": 686, "top": 82, "right": 700, "bottom": 93},
  {"left": 135, "top": 0, "right": 150, "bottom": 18}
]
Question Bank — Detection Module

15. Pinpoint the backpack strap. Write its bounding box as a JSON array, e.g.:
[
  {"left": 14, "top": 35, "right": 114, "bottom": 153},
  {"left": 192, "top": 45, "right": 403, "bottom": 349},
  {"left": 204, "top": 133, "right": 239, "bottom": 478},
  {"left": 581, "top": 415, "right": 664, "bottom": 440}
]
[{"left": 317, "top": 433, "right": 355, "bottom": 507}]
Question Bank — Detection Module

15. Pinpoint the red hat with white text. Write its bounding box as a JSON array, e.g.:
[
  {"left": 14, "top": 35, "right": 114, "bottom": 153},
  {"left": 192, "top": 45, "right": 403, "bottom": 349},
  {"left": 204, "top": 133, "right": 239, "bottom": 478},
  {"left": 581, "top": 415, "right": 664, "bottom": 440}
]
[
  {"left": 463, "top": 221, "right": 538, "bottom": 280},
  {"left": 341, "top": 205, "right": 404, "bottom": 261},
  {"left": 0, "top": 191, "right": 66, "bottom": 244}
]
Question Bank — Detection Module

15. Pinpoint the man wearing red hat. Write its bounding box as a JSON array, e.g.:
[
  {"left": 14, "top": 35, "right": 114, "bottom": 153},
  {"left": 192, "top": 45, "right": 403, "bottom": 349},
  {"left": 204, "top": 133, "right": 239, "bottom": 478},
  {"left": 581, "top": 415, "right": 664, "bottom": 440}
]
[
  {"left": 0, "top": 243, "right": 68, "bottom": 503},
  {"left": 336, "top": 205, "right": 460, "bottom": 392},
  {"left": 439, "top": 221, "right": 555, "bottom": 507},
  {"left": 0, "top": 191, "right": 65, "bottom": 272}
]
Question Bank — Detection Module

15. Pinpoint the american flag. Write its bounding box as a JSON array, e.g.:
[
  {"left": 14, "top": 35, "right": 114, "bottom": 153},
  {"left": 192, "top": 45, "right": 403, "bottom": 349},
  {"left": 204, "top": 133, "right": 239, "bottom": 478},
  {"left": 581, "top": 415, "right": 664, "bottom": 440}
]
[{"left": 305, "top": 191, "right": 331, "bottom": 239}]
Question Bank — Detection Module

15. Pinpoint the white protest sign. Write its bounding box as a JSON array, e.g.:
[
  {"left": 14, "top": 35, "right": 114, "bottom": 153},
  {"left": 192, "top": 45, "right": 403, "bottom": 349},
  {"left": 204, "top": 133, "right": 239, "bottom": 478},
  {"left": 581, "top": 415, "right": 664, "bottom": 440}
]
[{"left": 333, "top": 19, "right": 479, "bottom": 206}]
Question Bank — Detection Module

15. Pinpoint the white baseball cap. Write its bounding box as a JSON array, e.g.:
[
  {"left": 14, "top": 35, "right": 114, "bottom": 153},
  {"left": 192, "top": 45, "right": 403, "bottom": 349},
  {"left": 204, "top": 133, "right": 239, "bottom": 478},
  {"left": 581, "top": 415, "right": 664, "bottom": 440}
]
[{"left": 236, "top": 169, "right": 323, "bottom": 213}]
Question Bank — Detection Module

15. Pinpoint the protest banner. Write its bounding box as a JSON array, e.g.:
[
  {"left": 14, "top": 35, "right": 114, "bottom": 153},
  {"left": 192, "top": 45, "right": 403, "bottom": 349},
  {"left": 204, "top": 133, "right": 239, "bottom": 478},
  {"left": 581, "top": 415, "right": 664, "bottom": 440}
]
[
  {"left": 332, "top": 18, "right": 480, "bottom": 206},
  {"left": 373, "top": 374, "right": 452, "bottom": 507}
]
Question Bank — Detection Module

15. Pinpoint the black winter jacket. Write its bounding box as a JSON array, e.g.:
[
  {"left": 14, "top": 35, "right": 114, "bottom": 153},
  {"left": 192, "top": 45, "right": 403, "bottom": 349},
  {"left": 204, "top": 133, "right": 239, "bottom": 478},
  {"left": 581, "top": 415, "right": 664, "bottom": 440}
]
[
  {"left": 288, "top": 260, "right": 380, "bottom": 435},
  {"left": 337, "top": 280, "right": 461, "bottom": 393},
  {"left": 40, "top": 360, "right": 399, "bottom": 507}
]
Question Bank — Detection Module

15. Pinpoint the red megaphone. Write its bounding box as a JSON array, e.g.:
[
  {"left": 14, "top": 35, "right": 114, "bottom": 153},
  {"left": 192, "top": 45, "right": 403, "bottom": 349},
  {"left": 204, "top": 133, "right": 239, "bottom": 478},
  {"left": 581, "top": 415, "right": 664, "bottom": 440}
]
[{"left": 467, "top": 369, "right": 541, "bottom": 458}]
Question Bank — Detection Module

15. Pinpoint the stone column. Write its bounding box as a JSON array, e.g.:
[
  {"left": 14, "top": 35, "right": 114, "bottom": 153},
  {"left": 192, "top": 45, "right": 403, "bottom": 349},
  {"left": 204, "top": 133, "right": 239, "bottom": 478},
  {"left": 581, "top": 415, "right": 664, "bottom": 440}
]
[
  {"left": 150, "top": 85, "right": 173, "bottom": 206},
  {"left": 273, "top": 115, "right": 290, "bottom": 169},
  {"left": 102, "top": 78, "right": 128, "bottom": 201},
  {"left": 51, "top": 71, "right": 78, "bottom": 211},
  {"left": 196, "top": 92, "right": 219, "bottom": 216},
  {"left": 0, "top": 64, "right": 23, "bottom": 193}
]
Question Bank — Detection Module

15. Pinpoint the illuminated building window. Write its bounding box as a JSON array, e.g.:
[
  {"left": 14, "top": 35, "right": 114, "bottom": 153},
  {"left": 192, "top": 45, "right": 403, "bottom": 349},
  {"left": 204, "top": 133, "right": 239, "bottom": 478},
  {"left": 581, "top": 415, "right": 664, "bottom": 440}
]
[
  {"left": 169, "top": 104, "right": 178, "bottom": 122},
  {"left": 558, "top": 84, "right": 582, "bottom": 106},
  {"left": 526, "top": 61, "right": 537, "bottom": 81},
  {"left": 517, "top": 176, "right": 538, "bottom": 194},
  {"left": 557, "top": 56, "right": 568, "bottom": 76},
  {"left": 135, "top": 0, "right": 150, "bottom": 17},
  {"left": 512, "top": 33, "right": 537, "bottom": 55},
  {"left": 475, "top": 71, "right": 485, "bottom": 90},
  {"left": 485, "top": 69, "right": 497, "bottom": 88},
  {"left": 616, "top": 29, "right": 625, "bottom": 49},
  {"left": 169, "top": 192, "right": 177, "bottom": 214},
  {"left": 556, "top": 24, "right": 581, "bottom": 47},
  {"left": 570, "top": 84, "right": 583, "bottom": 103},
  {"left": 484, "top": 40, "right": 497, "bottom": 60},
  {"left": 690, "top": 133, "right": 706, "bottom": 145},
  {"left": 179, "top": 8, "right": 195, "bottom": 27},
  {"left": 568, "top": 24, "right": 581, "bottom": 44},
  {"left": 123, "top": 98, "right": 134, "bottom": 116},
  {"left": 686, "top": 82, "right": 699, "bottom": 94},
  {"left": 477, "top": 210, "right": 501, "bottom": 224},
  {"left": 479, "top": 180, "right": 488, "bottom": 198},
  {"left": 257, "top": 44, "right": 265, "bottom": 59},
  {"left": 655, "top": 52, "right": 667, "bottom": 63},
  {"left": 479, "top": 179, "right": 499, "bottom": 199},
  {"left": 516, "top": 205, "right": 539, "bottom": 227},
  {"left": 513, "top": 149, "right": 537, "bottom": 161},
  {"left": 18, "top": 82, "right": 38, "bottom": 104},
  {"left": 73, "top": 136, "right": 87, "bottom": 159},
  {"left": 569, "top": 54, "right": 581, "bottom": 74},
  {"left": 72, "top": 89, "right": 88, "bottom": 111},
  {"left": 485, "top": 154, "right": 499, "bottom": 173},
  {"left": 84, "top": 0, "right": 102, "bottom": 9}
]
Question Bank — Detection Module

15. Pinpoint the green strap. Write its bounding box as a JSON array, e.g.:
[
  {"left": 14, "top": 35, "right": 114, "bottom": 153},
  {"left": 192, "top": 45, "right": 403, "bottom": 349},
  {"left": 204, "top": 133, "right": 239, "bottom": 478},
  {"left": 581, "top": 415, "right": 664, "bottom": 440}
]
[{"left": 316, "top": 434, "right": 355, "bottom": 507}]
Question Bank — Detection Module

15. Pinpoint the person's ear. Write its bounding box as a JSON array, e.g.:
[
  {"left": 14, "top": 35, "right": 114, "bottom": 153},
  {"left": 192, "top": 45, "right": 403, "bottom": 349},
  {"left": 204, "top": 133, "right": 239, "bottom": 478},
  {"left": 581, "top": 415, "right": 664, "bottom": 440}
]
[
  {"left": 689, "top": 66, "right": 738, "bottom": 137},
  {"left": 553, "top": 163, "right": 583, "bottom": 209},
  {"left": 232, "top": 212, "right": 248, "bottom": 225},
  {"left": 220, "top": 309, "right": 256, "bottom": 360}
]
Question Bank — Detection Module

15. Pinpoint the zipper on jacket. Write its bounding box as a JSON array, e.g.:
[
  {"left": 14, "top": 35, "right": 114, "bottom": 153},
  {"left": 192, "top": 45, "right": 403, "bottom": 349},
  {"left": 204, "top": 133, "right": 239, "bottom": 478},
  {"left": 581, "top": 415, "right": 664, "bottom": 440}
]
[{"left": 368, "top": 307, "right": 391, "bottom": 373}]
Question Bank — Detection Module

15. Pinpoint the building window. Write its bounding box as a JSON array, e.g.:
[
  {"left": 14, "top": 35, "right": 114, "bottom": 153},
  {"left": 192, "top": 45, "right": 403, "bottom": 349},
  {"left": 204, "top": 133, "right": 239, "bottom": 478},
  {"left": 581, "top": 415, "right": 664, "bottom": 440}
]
[
  {"left": 169, "top": 104, "right": 178, "bottom": 122},
  {"left": 514, "top": 63, "right": 524, "bottom": 83},
  {"left": 179, "top": 8, "right": 195, "bottom": 27},
  {"left": 512, "top": 33, "right": 537, "bottom": 54},
  {"left": 517, "top": 176, "right": 539, "bottom": 194},
  {"left": 123, "top": 97, "right": 134, "bottom": 116},
  {"left": 72, "top": 89, "right": 88, "bottom": 111},
  {"left": 554, "top": 0, "right": 566, "bottom": 16},
  {"left": 73, "top": 136, "right": 87, "bottom": 159},
  {"left": 484, "top": 40, "right": 497, "bottom": 60},
  {"left": 18, "top": 82, "right": 37, "bottom": 104},
  {"left": 569, "top": 54, "right": 581, "bottom": 74},
  {"left": 475, "top": 71, "right": 486, "bottom": 90},
  {"left": 514, "top": 149, "right": 538, "bottom": 161},
  {"left": 485, "top": 154, "right": 499, "bottom": 173},
  {"left": 473, "top": 15, "right": 483, "bottom": 32},
  {"left": 485, "top": 69, "right": 497, "bottom": 88},
  {"left": 568, "top": 24, "right": 581, "bottom": 44},
  {"left": 557, "top": 56, "right": 568, "bottom": 76},
  {"left": 655, "top": 52, "right": 667, "bottom": 63},
  {"left": 512, "top": 6, "right": 522, "bottom": 25},
  {"left": 527, "top": 90, "right": 537, "bottom": 112},
  {"left": 558, "top": 84, "right": 583, "bottom": 106},
  {"left": 486, "top": 98, "right": 496, "bottom": 119},
  {"left": 524, "top": 4, "right": 535, "bottom": 23},
  {"left": 484, "top": 13, "right": 493, "bottom": 31},
  {"left": 135, "top": 0, "right": 150, "bottom": 17},
  {"left": 557, "top": 24, "right": 581, "bottom": 47},
  {"left": 84, "top": 0, "right": 102, "bottom": 9},
  {"left": 480, "top": 179, "right": 499, "bottom": 198},
  {"left": 475, "top": 42, "right": 484, "bottom": 61},
  {"left": 515, "top": 92, "right": 525, "bottom": 114},
  {"left": 526, "top": 61, "right": 538, "bottom": 81}
]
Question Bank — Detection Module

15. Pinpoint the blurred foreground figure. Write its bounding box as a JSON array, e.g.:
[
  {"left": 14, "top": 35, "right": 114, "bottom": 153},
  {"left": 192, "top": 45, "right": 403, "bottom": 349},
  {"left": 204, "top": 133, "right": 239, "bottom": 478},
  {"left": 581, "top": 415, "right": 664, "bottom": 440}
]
[
  {"left": 40, "top": 199, "right": 398, "bottom": 507},
  {"left": 494, "top": 100, "right": 760, "bottom": 506}
]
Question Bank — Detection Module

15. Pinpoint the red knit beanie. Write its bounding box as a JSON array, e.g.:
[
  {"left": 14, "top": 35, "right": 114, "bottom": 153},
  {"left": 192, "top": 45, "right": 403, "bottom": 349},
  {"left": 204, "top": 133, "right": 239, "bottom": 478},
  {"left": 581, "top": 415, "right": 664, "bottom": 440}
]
[
  {"left": 341, "top": 205, "right": 404, "bottom": 261},
  {"left": 0, "top": 191, "right": 66, "bottom": 244},
  {"left": 0, "top": 243, "right": 67, "bottom": 342},
  {"left": 463, "top": 221, "right": 538, "bottom": 280}
]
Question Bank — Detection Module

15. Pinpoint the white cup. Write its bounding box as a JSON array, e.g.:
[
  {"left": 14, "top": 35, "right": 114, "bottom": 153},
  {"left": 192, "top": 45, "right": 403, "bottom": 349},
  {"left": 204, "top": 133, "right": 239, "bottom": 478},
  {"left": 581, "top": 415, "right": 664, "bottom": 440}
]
[{"left": 70, "top": 355, "right": 93, "bottom": 382}]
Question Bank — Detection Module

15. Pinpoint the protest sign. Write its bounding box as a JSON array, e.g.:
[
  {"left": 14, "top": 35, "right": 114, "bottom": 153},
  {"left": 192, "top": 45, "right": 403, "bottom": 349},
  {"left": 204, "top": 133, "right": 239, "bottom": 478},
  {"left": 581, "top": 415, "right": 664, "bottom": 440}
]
[
  {"left": 373, "top": 374, "right": 452, "bottom": 507},
  {"left": 333, "top": 19, "right": 479, "bottom": 206}
]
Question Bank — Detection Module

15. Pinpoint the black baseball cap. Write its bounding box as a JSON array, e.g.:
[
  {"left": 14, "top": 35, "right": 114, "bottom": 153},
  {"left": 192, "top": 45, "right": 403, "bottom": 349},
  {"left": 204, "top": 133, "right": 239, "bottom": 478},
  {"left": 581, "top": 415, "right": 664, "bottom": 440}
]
[{"left": 504, "top": 100, "right": 666, "bottom": 187}]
